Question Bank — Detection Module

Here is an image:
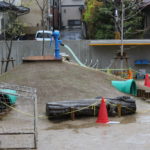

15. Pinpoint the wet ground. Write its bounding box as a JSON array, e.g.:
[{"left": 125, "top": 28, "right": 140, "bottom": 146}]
[
  {"left": 37, "top": 98, "right": 150, "bottom": 150},
  {"left": 0, "top": 62, "right": 150, "bottom": 149},
  {"left": 1, "top": 101, "right": 150, "bottom": 150}
]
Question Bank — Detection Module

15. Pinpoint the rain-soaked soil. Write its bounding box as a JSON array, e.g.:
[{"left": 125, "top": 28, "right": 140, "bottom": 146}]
[{"left": 0, "top": 61, "right": 150, "bottom": 150}]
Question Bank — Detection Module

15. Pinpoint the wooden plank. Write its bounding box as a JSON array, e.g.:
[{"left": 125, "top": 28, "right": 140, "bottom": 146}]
[{"left": 22, "top": 56, "right": 62, "bottom": 62}]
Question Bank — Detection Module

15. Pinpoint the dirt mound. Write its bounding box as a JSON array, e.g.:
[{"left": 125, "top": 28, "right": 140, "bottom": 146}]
[{"left": 0, "top": 62, "right": 124, "bottom": 113}]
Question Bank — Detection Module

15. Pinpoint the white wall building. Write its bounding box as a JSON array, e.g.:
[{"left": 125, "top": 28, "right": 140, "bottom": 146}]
[
  {"left": 18, "top": 0, "right": 52, "bottom": 35},
  {"left": 61, "top": 0, "right": 85, "bottom": 28}
]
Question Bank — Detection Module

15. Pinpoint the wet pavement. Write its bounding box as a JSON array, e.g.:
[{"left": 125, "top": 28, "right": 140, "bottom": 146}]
[
  {"left": 38, "top": 105, "right": 150, "bottom": 150},
  {"left": 1, "top": 95, "right": 150, "bottom": 150},
  {"left": 37, "top": 93, "right": 150, "bottom": 150},
  {"left": 0, "top": 63, "right": 150, "bottom": 149}
]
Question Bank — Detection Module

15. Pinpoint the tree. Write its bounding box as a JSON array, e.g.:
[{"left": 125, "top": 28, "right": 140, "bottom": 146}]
[
  {"left": 0, "top": 1, "right": 29, "bottom": 72},
  {"left": 4, "top": 18, "right": 25, "bottom": 72},
  {"left": 83, "top": 0, "right": 144, "bottom": 39},
  {"left": 34, "top": 0, "right": 49, "bottom": 56}
]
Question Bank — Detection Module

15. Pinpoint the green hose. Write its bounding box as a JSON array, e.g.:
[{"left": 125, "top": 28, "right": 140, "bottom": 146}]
[{"left": 64, "top": 44, "right": 86, "bottom": 67}]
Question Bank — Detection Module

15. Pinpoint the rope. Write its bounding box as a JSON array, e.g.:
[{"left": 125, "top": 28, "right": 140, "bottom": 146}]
[
  {"left": 0, "top": 100, "right": 100, "bottom": 119},
  {"left": 0, "top": 98, "right": 139, "bottom": 120},
  {"left": 0, "top": 101, "right": 34, "bottom": 117},
  {"left": 64, "top": 60, "right": 139, "bottom": 80},
  {"left": 63, "top": 101, "right": 99, "bottom": 115}
]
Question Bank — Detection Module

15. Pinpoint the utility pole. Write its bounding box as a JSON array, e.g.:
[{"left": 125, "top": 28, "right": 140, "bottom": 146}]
[
  {"left": 53, "top": 0, "right": 55, "bottom": 31},
  {"left": 58, "top": 0, "right": 61, "bottom": 30},
  {"left": 121, "top": 0, "right": 124, "bottom": 56}
]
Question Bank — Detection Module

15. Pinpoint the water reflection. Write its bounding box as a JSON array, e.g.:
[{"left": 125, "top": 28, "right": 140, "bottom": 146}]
[{"left": 120, "top": 115, "right": 136, "bottom": 124}]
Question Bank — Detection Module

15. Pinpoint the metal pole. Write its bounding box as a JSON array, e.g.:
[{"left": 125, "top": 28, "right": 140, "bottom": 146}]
[
  {"left": 59, "top": 0, "right": 61, "bottom": 30},
  {"left": 34, "top": 94, "right": 38, "bottom": 149},
  {"left": 121, "top": 0, "right": 124, "bottom": 56},
  {"left": 53, "top": 0, "right": 55, "bottom": 31}
]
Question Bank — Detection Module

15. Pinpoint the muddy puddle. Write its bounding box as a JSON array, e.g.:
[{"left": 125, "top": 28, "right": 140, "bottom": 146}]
[
  {"left": 44, "top": 111, "right": 150, "bottom": 131},
  {"left": 45, "top": 121, "right": 97, "bottom": 130}
]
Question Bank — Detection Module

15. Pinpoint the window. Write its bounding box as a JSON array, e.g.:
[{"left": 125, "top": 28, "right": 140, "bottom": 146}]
[
  {"left": 37, "top": 33, "right": 51, "bottom": 38},
  {"left": 68, "top": 20, "right": 81, "bottom": 26}
]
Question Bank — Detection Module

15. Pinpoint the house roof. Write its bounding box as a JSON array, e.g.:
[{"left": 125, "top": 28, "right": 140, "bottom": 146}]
[
  {"left": 0, "top": 1, "right": 30, "bottom": 15},
  {"left": 140, "top": 1, "right": 150, "bottom": 9}
]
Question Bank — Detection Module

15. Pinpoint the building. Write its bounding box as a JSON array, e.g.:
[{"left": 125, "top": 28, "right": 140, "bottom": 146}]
[
  {"left": 50, "top": 0, "right": 61, "bottom": 30},
  {"left": 0, "top": 0, "right": 30, "bottom": 38},
  {"left": 143, "top": 0, "right": 150, "bottom": 27},
  {"left": 18, "top": 0, "right": 52, "bottom": 38},
  {"left": 49, "top": 0, "right": 85, "bottom": 30},
  {"left": 61, "top": 0, "right": 85, "bottom": 29},
  {"left": 0, "top": 0, "right": 85, "bottom": 39},
  {"left": 141, "top": 0, "right": 150, "bottom": 38}
]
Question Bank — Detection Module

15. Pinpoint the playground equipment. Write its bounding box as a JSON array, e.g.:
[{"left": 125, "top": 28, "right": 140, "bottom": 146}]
[
  {"left": 112, "top": 79, "right": 137, "bottom": 96},
  {"left": 49, "top": 30, "right": 86, "bottom": 66},
  {"left": 52, "top": 30, "right": 63, "bottom": 59}
]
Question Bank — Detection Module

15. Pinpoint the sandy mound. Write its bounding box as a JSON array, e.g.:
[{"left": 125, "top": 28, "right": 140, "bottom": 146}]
[{"left": 0, "top": 61, "right": 125, "bottom": 113}]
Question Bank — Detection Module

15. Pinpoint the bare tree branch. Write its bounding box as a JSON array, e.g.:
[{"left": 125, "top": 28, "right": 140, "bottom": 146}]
[
  {"left": 35, "top": 0, "right": 43, "bottom": 11},
  {"left": 43, "top": 0, "right": 48, "bottom": 10},
  {"left": 124, "top": 7, "right": 144, "bottom": 21},
  {"left": 34, "top": 0, "right": 48, "bottom": 55}
]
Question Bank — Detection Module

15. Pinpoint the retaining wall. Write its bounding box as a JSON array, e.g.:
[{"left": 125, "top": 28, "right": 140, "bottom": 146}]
[{"left": 0, "top": 40, "right": 150, "bottom": 73}]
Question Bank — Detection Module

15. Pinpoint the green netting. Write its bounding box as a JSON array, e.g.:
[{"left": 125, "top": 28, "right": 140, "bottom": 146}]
[{"left": 112, "top": 79, "right": 137, "bottom": 96}]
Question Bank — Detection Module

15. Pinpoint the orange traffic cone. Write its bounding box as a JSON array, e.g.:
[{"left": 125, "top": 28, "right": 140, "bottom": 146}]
[
  {"left": 144, "top": 74, "right": 150, "bottom": 87},
  {"left": 127, "top": 69, "right": 133, "bottom": 79},
  {"left": 144, "top": 74, "right": 148, "bottom": 86},
  {"left": 96, "top": 98, "right": 109, "bottom": 124}
]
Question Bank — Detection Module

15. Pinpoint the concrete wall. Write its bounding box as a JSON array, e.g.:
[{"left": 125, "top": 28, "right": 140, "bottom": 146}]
[
  {"left": 61, "top": 41, "right": 150, "bottom": 73},
  {"left": 0, "top": 40, "right": 150, "bottom": 74}
]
